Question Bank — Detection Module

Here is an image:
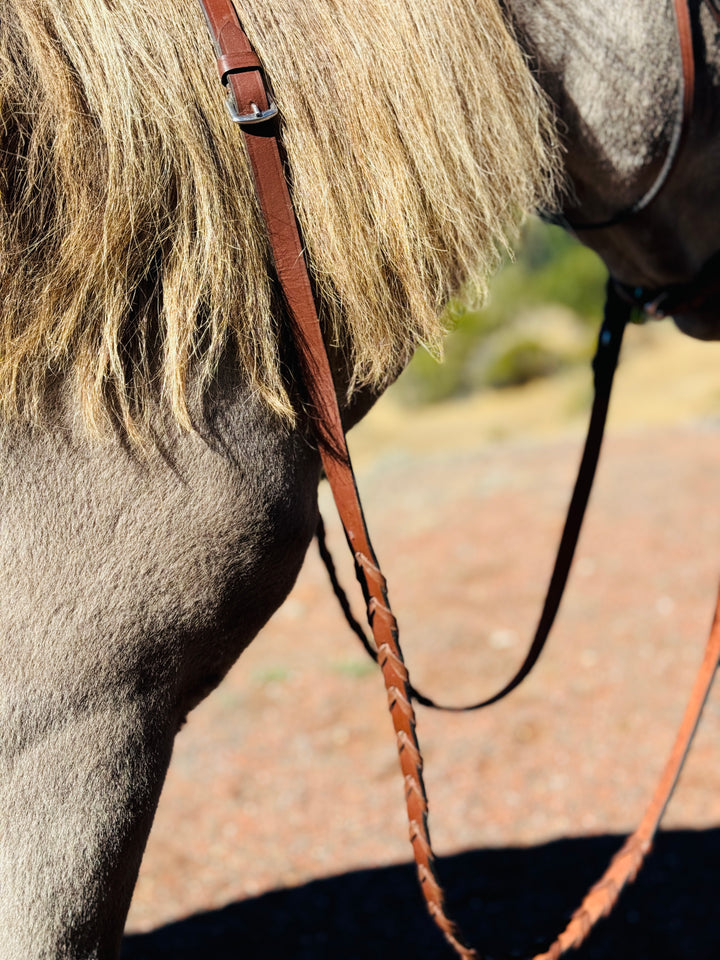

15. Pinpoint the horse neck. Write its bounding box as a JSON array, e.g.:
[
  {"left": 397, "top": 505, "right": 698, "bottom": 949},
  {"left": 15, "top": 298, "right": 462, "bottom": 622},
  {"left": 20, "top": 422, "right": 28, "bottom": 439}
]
[{"left": 505, "top": 0, "right": 680, "bottom": 219}]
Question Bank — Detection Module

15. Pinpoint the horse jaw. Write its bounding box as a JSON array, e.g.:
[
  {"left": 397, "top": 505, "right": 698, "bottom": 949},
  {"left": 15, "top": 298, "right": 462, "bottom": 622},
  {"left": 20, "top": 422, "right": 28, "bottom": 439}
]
[
  {"left": 505, "top": 0, "right": 720, "bottom": 337},
  {"left": 671, "top": 311, "right": 720, "bottom": 341}
]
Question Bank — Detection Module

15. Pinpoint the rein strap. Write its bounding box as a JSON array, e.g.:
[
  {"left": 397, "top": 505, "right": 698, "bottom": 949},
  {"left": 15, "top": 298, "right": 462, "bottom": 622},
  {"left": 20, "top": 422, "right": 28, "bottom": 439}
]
[
  {"left": 320, "top": 285, "right": 629, "bottom": 712},
  {"left": 198, "top": 3, "right": 720, "bottom": 958},
  {"left": 198, "top": 1, "right": 475, "bottom": 955}
]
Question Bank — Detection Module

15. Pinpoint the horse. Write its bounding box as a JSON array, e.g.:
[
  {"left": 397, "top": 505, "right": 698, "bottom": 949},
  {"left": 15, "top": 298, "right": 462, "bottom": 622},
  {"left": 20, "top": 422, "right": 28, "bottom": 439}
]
[{"left": 0, "top": 1, "right": 717, "bottom": 957}]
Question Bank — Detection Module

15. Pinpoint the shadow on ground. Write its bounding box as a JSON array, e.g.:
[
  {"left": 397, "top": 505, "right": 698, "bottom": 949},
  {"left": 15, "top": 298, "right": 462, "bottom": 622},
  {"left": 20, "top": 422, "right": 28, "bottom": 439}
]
[{"left": 123, "top": 828, "right": 719, "bottom": 960}]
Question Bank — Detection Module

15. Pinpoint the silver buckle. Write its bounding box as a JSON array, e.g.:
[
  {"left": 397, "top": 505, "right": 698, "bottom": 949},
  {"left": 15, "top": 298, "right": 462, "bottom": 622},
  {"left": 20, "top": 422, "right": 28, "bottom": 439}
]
[{"left": 226, "top": 95, "right": 278, "bottom": 126}]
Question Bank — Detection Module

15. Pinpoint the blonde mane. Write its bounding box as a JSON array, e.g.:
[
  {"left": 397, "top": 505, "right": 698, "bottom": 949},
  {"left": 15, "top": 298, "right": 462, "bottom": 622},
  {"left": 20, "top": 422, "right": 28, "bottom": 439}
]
[{"left": 0, "top": 0, "right": 558, "bottom": 435}]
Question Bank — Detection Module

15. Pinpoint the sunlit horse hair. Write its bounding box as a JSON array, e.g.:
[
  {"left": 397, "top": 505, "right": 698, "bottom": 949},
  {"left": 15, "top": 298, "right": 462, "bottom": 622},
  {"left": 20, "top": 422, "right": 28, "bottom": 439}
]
[{"left": 0, "top": 0, "right": 559, "bottom": 436}]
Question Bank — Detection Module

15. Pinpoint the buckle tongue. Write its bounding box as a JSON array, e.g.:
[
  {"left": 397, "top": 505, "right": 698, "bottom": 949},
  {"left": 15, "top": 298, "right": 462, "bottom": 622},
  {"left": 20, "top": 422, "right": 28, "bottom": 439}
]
[{"left": 225, "top": 95, "right": 278, "bottom": 126}]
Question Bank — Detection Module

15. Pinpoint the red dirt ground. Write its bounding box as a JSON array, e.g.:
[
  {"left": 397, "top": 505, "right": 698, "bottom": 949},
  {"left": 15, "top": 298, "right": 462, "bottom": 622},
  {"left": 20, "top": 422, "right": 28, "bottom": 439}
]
[{"left": 122, "top": 324, "right": 720, "bottom": 960}]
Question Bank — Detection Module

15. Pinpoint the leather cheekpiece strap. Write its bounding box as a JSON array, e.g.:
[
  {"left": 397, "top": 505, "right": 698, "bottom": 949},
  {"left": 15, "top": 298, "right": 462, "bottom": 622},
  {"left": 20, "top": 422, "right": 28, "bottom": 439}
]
[{"left": 705, "top": 0, "right": 720, "bottom": 28}]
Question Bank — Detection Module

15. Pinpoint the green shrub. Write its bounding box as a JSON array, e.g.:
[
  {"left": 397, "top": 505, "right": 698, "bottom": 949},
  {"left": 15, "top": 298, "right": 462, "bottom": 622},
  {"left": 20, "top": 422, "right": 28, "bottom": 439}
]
[
  {"left": 481, "top": 337, "right": 567, "bottom": 388},
  {"left": 394, "top": 220, "right": 607, "bottom": 404}
]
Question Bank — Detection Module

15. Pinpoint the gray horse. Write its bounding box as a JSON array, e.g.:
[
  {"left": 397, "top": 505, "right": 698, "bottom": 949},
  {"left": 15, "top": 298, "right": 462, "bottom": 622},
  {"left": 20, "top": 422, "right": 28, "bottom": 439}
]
[{"left": 0, "top": 1, "right": 717, "bottom": 958}]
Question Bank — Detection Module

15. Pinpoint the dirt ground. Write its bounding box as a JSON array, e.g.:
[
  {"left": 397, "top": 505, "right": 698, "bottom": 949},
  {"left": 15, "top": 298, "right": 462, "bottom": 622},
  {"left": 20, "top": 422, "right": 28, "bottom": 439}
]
[{"left": 122, "top": 321, "right": 720, "bottom": 959}]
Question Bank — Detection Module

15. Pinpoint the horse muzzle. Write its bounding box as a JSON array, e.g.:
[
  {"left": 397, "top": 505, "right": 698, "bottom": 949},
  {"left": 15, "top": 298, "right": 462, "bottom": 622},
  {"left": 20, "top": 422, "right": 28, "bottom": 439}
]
[{"left": 614, "top": 247, "right": 720, "bottom": 340}]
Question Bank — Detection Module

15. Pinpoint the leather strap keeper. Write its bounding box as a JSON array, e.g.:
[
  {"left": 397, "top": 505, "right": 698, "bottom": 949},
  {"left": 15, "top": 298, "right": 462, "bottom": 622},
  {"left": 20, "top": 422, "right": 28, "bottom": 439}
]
[{"left": 217, "top": 50, "right": 263, "bottom": 85}]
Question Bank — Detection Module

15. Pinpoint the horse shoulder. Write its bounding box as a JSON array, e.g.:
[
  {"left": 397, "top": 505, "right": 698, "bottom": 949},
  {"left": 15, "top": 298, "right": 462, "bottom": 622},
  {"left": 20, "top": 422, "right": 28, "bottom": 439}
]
[{"left": 0, "top": 372, "right": 319, "bottom": 958}]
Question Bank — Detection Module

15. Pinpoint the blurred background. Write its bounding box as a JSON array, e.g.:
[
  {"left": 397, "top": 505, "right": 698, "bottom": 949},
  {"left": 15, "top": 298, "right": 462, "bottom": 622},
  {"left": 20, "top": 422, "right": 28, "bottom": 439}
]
[
  {"left": 123, "top": 222, "right": 720, "bottom": 959},
  {"left": 395, "top": 220, "right": 607, "bottom": 406}
]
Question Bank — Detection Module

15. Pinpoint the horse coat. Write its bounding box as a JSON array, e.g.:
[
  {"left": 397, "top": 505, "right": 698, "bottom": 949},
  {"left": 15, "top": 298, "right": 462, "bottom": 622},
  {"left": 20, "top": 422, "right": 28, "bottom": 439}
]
[{"left": 0, "top": 0, "right": 718, "bottom": 957}]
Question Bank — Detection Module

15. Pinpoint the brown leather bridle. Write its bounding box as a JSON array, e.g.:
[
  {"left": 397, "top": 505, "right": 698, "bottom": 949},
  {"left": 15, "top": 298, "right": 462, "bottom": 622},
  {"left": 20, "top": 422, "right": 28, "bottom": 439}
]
[{"left": 198, "top": 2, "right": 720, "bottom": 958}]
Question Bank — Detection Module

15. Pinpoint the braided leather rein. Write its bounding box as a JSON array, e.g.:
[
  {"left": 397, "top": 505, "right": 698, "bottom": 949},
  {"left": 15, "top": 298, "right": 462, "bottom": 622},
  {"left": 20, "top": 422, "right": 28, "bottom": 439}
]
[
  {"left": 197, "top": 3, "right": 472, "bottom": 954},
  {"left": 198, "top": 2, "right": 720, "bottom": 957}
]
